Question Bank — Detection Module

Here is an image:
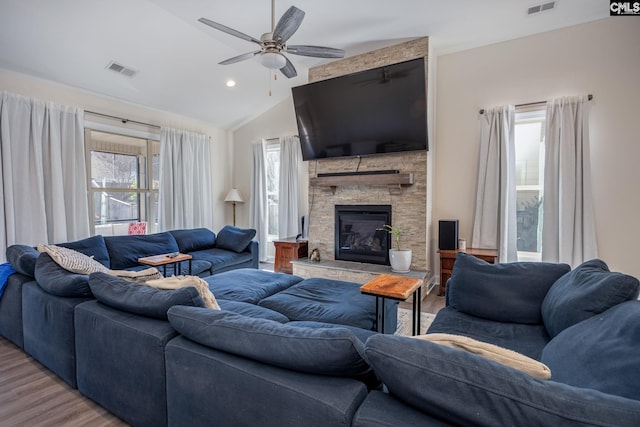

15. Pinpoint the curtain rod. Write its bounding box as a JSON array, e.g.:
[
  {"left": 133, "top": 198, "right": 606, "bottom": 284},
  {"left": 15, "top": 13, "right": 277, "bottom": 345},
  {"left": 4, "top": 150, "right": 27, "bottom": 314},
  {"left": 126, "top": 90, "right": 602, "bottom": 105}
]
[
  {"left": 478, "top": 94, "right": 593, "bottom": 115},
  {"left": 85, "top": 110, "right": 161, "bottom": 129}
]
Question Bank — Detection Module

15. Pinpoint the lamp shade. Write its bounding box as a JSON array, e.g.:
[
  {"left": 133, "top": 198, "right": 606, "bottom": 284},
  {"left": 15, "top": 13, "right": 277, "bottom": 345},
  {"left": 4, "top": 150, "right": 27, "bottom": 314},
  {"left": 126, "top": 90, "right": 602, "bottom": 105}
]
[
  {"left": 258, "top": 52, "right": 286, "bottom": 70},
  {"left": 224, "top": 188, "right": 244, "bottom": 203}
]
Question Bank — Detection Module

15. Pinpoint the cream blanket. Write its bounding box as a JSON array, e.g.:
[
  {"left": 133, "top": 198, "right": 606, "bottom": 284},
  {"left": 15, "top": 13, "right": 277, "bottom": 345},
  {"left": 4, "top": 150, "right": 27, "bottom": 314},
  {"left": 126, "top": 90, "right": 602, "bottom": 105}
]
[{"left": 145, "top": 275, "right": 220, "bottom": 310}]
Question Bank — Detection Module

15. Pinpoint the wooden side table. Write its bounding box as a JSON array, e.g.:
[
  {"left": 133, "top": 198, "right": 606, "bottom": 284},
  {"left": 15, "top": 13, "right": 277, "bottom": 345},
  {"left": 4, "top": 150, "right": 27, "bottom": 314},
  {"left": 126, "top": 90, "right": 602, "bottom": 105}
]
[
  {"left": 360, "top": 274, "right": 423, "bottom": 335},
  {"left": 438, "top": 248, "right": 498, "bottom": 296},
  {"left": 138, "top": 253, "right": 193, "bottom": 277},
  {"left": 274, "top": 238, "right": 308, "bottom": 274}
]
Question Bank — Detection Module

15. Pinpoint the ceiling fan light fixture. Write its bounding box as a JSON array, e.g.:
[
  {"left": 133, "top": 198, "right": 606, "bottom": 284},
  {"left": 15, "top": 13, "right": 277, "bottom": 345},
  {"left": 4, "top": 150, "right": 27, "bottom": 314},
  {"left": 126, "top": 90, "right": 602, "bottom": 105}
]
[{"left": 258, "top": 51, "right": 286, "bottom": 70}]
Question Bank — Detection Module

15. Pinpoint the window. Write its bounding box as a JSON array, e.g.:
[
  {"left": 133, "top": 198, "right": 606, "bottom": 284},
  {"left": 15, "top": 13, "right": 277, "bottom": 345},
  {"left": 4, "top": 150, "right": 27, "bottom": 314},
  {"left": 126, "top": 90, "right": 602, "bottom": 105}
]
[
  {"left": 265, "top": 139, "right": 280, "bottom": 249},
  {"left": 85, "top": 130, "right": 159, "bottom": 236},
  {"left": 514, "top": 106, "right": 546, "bottom": 261}
]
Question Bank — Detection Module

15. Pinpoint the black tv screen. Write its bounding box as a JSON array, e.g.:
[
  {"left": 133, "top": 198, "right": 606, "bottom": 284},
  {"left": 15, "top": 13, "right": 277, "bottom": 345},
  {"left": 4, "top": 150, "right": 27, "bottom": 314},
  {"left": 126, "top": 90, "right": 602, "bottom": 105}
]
[{"left": 292, "top": 58, "right": 428, "bottom": 161}]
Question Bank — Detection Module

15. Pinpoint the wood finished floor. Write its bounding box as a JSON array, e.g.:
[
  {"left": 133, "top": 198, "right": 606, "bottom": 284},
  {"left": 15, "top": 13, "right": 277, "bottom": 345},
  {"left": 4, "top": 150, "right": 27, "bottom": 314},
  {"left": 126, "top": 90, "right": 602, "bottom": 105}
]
[{"left": 0, "top": 337, "right": 128, "bottom": 427}]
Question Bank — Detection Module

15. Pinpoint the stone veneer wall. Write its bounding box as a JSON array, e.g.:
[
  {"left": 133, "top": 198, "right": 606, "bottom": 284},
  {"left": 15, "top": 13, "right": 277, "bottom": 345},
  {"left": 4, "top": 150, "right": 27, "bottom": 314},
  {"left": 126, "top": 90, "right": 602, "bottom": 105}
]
[{"left": 306, "top": 38, "right": 430, "bottom": 272}]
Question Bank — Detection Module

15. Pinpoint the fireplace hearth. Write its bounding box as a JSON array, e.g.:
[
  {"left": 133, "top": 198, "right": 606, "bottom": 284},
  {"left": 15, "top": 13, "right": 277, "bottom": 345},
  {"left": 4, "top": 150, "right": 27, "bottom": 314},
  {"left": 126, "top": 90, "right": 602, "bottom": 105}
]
[{"left": 335, "top": 205, "right": 392, "bottom": 265}]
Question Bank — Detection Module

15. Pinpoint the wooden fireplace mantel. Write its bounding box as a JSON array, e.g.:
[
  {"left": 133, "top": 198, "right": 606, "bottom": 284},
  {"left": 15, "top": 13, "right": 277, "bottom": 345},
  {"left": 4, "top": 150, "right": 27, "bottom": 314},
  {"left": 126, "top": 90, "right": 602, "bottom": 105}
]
[{"left": 310, "top": 173, "right": 413, "bottom": 195}]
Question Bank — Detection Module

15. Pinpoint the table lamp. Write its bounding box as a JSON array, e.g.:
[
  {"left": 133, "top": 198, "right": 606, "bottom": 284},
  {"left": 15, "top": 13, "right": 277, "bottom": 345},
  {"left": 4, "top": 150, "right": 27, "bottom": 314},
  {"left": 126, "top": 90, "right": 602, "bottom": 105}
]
[{"left": 224, "top": 188, "right": 244, "bottom": 226}]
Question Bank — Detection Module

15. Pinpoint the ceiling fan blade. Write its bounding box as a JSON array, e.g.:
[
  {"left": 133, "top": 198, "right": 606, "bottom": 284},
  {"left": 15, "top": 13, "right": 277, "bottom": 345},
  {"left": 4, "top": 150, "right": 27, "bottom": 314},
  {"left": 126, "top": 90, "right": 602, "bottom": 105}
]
[
  {"left": 198, "top": 17, "right": 261, "bottom": 45},
  {"left": 286, "top": 45, "right": 345, "bottom": 58},
  {"left": 219, "top": 51, "right": 261, "bottom": 65},
  {"left": 272, "top": 6, "right": 305, "bottom": 43},
  {"left": 279, "top": 56, "right": 298, "bottom": 79}
]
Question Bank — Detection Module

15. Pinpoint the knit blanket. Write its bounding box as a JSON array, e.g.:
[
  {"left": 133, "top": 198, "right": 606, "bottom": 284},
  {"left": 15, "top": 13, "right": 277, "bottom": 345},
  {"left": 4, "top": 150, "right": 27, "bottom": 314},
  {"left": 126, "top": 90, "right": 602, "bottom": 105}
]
[{"left": 0, "top": 263, "right": 16, "bottom": 300}]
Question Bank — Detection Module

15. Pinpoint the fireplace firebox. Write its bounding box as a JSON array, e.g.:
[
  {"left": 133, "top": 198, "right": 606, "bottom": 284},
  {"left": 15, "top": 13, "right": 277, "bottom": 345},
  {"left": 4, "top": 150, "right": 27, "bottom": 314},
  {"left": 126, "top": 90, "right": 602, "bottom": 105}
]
[{"left": 335, "top": 205, "right": 392, "bottom": 265}]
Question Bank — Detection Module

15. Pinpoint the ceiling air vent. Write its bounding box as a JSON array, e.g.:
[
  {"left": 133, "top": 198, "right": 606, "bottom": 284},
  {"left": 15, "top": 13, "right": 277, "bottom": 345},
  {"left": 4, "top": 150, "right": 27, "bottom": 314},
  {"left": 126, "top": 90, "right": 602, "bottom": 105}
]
[
  {"left": 528, "top": 1, "right": 556, "bottom": 15},
  {"left": 106, "top": 61, "right": 137, "bottom": 78}
]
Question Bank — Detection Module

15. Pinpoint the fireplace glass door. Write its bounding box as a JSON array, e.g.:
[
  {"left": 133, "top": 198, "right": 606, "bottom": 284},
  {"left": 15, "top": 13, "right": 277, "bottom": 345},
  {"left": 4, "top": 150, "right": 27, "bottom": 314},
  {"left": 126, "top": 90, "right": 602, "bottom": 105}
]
[{"left": 335, "top": 205, "right": 391, "bottom": 265}]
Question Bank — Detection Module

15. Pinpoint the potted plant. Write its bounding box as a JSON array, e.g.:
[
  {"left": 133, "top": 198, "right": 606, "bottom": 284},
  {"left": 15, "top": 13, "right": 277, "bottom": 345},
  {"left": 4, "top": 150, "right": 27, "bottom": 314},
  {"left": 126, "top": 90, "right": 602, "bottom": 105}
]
[{"left": 378, "top": 224, "right": 412, "bottom": 273}]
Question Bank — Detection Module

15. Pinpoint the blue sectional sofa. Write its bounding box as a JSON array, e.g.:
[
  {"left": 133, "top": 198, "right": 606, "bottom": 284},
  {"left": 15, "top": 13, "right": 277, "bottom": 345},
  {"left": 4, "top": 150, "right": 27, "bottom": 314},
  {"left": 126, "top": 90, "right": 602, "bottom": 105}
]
[{"left": 4, "top": 234, "right": 640, "bottom": 427}]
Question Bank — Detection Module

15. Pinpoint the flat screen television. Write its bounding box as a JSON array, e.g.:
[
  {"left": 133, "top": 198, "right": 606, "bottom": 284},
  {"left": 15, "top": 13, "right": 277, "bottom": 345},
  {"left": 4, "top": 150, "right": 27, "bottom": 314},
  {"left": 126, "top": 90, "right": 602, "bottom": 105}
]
[{"left": 292, "top": 57, "right": 428, "bottom": 161}]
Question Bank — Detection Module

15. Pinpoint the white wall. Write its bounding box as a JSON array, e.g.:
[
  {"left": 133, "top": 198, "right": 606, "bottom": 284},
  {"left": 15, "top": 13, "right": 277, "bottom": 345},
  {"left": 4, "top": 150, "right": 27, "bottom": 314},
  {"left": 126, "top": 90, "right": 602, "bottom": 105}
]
[
  {"left": 0, "top": 69, "right": 232, "bottom": 232},
  {"left": 232, "top": 98, "right": 309, "bottom": 229},
  {"left": 434, "top": 17, "right": 640, "bottom": 278}
]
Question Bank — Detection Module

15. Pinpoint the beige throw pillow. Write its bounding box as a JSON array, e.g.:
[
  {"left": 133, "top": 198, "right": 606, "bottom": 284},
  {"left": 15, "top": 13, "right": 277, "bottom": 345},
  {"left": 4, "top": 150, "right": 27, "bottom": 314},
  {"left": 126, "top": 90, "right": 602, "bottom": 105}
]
[
  {"left": 145, "top": 275, "right": 220, "bottom": 310},
  {"left": 37, "top": 244, "right": 109, "bottom": 275},
  {"left": 109, "top": 268, "right": 163, "bottom": 284},
  {"left": 413, "top": 333, "right": 551, "bottom": 380}
]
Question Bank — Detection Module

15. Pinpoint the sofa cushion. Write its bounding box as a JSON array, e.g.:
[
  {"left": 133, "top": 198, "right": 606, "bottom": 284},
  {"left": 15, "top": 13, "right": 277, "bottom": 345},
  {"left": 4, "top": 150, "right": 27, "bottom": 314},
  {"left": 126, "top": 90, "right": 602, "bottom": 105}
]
[
  {"left": 6, "top": 244, "right": 39, "bottom": 277},
  {"left": 34, "top": 253, "right": 93, "bottom": 297},
  {"left": 58, "top": 235, "right": 110, "bottom": 267},
  {"left": 258, "top": 278, "right": 376, "bottom": 330},
  {"left": 541, "top": 259, "right": 639, "bottom": 337},
  {"left": 189, "top": 248, "right": 252, "bottom": 272},
  {"left": 37, "top": 244, "right": 109, "bottom": 275},
  {"left": 448, "top": 253, "right": 570, "bottom": 324},
  {"left": 204, "top": 268, "right": 303, "bottom": 304},
  {"left": 88, "top": 272, "right": 205, "bottom": 320},
  {"left": 365, "top": 334, "right": 640, "bottom": 427},
  {"left": 541, "top": 300, "right": 640, "bottom": 401},
  {"left": 104, "top": 232, "right": 179, "bottom": 270},
  {"left": 415, "top": 333, "right": 551, "bottom": 380},
  {"left": 427, "top": 307, "right": 550, "bottom": 360},
  {"left": 217, "top": 300, "right": 289, "bottom": 323},
  {"left": 288, "top": 320, "right": 379, "bottom": 345},
  {"left": 169, "top": 228, "right": 216, "bottom": 253},
  {"left": 167, "top": 306, "right": 373, "bottom": 377},
  {"left": 215, "top": 226, "right": 256, "bottom": 253}
]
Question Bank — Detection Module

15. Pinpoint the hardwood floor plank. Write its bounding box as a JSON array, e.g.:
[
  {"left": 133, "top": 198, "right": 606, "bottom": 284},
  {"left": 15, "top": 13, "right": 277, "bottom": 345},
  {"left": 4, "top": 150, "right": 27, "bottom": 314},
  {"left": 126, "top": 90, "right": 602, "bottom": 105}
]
[{"left": 0, "top": 337, "right": 128, "bottom": 427}]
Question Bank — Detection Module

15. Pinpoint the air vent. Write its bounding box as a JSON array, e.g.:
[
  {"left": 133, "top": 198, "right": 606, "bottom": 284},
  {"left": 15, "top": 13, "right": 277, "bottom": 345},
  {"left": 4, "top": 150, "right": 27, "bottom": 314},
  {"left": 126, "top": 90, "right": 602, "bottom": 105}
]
[
  {"left": 528, "top": 1, "right": 556, "bottom": 15},
  {"left": 106, "top": 61, "right": 137, "bottom": 78}
]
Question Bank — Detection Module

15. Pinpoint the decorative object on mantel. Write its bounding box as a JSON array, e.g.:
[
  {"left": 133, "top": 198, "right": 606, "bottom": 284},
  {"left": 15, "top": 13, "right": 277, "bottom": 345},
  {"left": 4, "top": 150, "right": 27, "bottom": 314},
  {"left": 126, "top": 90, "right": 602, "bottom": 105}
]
[
  {"left": 377, "top": 224, "right": 412, "bottom": 273},
  {"left": 224, "top": 188, "right": 244, "bottom": 226},
  {"left": 309, "top": 248, "right": 321, "bottom": 262}
]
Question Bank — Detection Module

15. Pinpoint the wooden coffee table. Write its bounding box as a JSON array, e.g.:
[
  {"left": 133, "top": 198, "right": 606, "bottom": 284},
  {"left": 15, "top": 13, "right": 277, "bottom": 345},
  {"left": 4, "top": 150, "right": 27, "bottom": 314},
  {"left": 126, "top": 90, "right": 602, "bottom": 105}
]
[
  {"left": 138, "top": 253, "right": 192, "bottom": 277},
  {"left": 360, "top": 274, "right": 423, "bottom": 335}
]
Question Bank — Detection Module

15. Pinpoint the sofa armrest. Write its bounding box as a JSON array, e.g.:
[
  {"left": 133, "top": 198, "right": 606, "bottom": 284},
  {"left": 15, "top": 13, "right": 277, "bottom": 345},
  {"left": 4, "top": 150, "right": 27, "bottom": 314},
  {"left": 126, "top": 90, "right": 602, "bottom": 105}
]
[
  {"left": 447, "top": 253, "right": 570, "bottom": 324},
  {"left": 246, "top": 240, "right": 259, "bottom": 268}
]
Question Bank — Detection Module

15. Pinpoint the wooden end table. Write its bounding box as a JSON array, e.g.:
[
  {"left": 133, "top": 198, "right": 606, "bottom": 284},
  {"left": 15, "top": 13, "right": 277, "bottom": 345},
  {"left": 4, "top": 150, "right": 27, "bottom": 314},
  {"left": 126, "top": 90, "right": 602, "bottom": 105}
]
[
  {"left": 138, "top": 253, "right": 193, "bottom": 277},
  {"left": 360, "top": 274, "right": 423, "bottom": 335},
  {"left": 273, "top": 238, "right": 308, "bottom": 274}
]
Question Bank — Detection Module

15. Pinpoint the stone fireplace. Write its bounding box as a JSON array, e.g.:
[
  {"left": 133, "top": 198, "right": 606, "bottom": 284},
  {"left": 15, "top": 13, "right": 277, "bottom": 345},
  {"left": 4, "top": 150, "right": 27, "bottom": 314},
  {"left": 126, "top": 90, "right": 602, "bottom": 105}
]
[
  {"left": 335, "top": 205, "right": 392, "bottom": 265},
  {"left": 292, "top": 37, "right": 431, "bottom": 284}
]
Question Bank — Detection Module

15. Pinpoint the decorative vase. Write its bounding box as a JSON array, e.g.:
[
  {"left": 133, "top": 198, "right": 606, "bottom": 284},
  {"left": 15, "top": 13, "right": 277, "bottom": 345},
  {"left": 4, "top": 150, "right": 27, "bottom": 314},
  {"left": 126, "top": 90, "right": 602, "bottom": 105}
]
[{"left": 389, "top": 249, "right": 412, "bottom": 273}]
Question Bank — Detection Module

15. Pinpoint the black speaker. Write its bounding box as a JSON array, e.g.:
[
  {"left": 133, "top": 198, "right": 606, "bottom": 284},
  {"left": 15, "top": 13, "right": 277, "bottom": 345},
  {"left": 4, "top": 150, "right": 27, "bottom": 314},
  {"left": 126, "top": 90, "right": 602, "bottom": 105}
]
[{"left": 439, "top": 220, "right": 459, "bottom": 250}]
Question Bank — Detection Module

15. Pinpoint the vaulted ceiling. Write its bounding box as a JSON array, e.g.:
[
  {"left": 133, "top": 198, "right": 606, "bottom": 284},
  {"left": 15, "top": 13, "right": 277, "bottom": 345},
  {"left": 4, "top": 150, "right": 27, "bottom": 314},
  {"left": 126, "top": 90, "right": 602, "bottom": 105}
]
[{"left": 0, "top": 0, "right": 607, "bottom": 129}]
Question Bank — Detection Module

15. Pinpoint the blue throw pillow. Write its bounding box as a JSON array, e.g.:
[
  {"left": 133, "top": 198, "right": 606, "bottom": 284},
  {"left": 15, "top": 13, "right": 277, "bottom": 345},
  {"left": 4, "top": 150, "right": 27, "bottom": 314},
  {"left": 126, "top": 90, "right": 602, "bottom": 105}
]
[
  {"left": 89, "top": 272, "right": 205, "bottom": 320},
  {"left": 6, "top": 244, "right": 39, "bottom": 277},
  {"left": 34, "top": 253, "right": 93, "bottom": 297},
  {"left": 167, "top": 306, "right": 372, "bottom": 377},
  {"left": 541, "top": 259, "right": 639, "bottom": 337},
  {"left": 59, "top": 235, "right": 110, "bottom": 267},
  {"left": 448, "top": 253, "right": 570, "bottom": 324},
  {"left": 365, "top": 334, "right": 640, "bottom": 426},
  {"left": 542, "top": 300, "right": 640, "bottom": 401},
  {"left": 104, "top": 232, "right": 179, "bottom": 270},
  {"left": 169, "top": 228, "right": 216, "bottom": 253},
  {"left": 215, "top": 226, "right": 256, "bottom": 253}
]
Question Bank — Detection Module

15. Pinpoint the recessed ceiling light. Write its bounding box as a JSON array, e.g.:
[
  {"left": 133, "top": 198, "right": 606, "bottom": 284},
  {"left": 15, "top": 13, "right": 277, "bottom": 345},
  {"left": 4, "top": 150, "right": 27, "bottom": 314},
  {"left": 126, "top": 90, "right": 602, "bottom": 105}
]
[{"left": 226, "top": 79, "right": 236, "bottom": 87}]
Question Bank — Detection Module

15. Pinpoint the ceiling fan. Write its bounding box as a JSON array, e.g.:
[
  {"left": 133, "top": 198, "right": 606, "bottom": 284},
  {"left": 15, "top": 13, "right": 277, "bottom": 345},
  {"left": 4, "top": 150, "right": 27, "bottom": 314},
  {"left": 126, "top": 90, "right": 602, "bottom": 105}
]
[{"left": 198, "top": 0, "right": 345, "bottom": 78}]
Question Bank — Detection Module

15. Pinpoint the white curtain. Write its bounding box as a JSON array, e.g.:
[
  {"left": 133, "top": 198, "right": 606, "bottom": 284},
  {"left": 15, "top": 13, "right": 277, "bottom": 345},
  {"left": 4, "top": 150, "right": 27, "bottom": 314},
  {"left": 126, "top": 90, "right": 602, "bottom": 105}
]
[
  {"left": 0, "top": 92, "right": 89, "bottom": 262},
  {"left": 158, "top": 127, "right": 213, "bottom": 231},
  {"left": 542, "top": 95, "right": 597, "bottom": 266},
  {"left": 471, "top": 105, "right": 518, "bottom": 262},
  {"left": 278, "top": 135, "right": 303, "bottom": 239},
  {"left": 249, "top": 140, "right": 268, "bottom": 261}
]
